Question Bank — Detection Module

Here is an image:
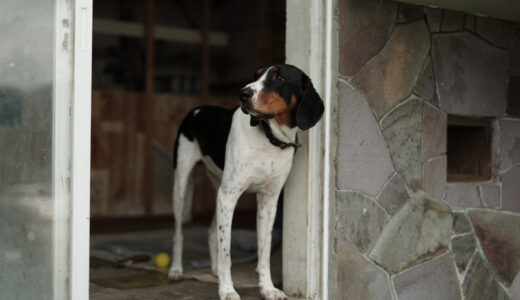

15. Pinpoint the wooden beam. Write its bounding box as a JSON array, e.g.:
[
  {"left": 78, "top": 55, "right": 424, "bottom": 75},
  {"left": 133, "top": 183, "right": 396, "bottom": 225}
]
[
  {"left": 201, "top": 0, "right": 210, "bottom": 103},
  {"left": 144, "top": 0, "right": 155, "bottom": 215},
  {"left": 93, "top": 18, "right": 228, "bottom": 46}
]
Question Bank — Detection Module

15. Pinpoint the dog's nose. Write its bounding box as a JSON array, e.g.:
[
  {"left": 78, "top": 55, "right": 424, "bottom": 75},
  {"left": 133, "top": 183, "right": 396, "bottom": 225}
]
[{"left": 239, "top": 88, "right": 253, "bottom": 102}]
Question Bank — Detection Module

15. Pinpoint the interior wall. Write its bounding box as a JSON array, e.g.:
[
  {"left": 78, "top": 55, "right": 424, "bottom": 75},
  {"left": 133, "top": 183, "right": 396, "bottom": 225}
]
[
  {"left": 90, "top": 0, "right": 285, "bottom": 220},
  {"left": 90, "top": 92, "right": 235, "bottom": 217},
  {"left": 333, "top": 0, "right": 520, "bottom": 299},
  {"left": 91, "top": 0, "right": 285, "bottom": 94}
]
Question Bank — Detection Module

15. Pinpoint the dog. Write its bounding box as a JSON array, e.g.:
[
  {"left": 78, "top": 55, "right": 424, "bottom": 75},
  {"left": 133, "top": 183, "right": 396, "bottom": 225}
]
[{"left": 168, "top": 64, "right": 324, "bottom": 300}]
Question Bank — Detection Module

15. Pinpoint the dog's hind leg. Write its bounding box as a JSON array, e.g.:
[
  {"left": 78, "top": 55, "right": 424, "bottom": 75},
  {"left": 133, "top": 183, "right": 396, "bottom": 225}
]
[
  {"left": 206, "top": 172, "right": 220, "bottom": 276},
  {"left": 168, "top": 135, "right": 201, "bottom": 281},
  {"left": 181, "top": 170, "right": 195, "bottom": 223}
]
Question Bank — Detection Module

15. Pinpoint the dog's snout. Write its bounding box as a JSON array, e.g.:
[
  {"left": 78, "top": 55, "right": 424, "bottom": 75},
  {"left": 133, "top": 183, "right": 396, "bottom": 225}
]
[{"left": 239, "top": 88, "right": 253, "bottom": 102}]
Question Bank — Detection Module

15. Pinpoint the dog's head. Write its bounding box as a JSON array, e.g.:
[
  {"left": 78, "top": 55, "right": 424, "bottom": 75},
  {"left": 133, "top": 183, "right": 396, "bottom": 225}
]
[{"left": 238, "top": 64, "right": 324, "bottom": 130}]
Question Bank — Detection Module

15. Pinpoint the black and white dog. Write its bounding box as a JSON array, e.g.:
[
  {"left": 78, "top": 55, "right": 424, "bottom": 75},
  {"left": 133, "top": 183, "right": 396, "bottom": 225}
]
[{"left": 168, "top": 64, "right": 324, "bottom": 300}]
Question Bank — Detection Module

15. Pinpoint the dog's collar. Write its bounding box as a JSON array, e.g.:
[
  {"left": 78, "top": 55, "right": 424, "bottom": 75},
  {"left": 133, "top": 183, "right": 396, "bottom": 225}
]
[{"left": 258, "top": 120, "right": 300, "bottom": 150}]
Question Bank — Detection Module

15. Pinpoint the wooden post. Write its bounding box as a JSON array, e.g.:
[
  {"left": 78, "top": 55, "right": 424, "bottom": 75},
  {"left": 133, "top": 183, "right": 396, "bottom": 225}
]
[
  {"left": 144, "top": 0, "right": 155, "bottom": 215},
  {"left": 201, "top": 0, "right": 210, "bottom": 103}
]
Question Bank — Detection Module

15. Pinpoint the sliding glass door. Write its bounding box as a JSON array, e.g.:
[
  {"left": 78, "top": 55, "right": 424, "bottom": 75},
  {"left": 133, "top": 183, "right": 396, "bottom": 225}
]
[{"left": 0, "top": 1, "right": 92, "bottom": 299}]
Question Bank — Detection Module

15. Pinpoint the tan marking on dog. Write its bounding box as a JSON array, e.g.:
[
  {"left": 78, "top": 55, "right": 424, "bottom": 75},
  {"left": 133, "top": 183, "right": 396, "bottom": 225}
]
[{"left": 255, "top": 92, "right": 297, "bottom": 127}]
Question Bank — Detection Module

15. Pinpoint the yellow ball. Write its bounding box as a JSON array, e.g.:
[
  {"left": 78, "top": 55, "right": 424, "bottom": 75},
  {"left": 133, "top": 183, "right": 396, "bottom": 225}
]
[{"left": 154, "top": 252, "right": 171, "bottom": 269}]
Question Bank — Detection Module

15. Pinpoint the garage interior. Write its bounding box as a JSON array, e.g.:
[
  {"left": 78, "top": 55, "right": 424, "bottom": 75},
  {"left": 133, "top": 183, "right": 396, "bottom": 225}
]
[{"left": 88, "top": 0, "right": 286, "bottom": 298}]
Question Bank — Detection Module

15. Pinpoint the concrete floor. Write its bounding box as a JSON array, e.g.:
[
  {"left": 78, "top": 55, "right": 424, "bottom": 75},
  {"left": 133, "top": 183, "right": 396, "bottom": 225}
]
[
  {"left": 90, "top": 228, "right": 282, "bottom": 299},
  {"left": 90, "top": 273, "right": 264, "bottom": 300}
]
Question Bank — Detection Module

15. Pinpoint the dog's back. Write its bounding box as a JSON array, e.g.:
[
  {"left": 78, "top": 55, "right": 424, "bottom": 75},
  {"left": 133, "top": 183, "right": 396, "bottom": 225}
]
[{"left": 173, "top": 106, "right": 237, "bottom": 171}]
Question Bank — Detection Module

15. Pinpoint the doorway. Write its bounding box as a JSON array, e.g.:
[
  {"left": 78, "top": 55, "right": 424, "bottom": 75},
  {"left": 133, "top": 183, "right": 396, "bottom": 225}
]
[{"left": 88, "top": 1, "right": 286, "bottom": 299}]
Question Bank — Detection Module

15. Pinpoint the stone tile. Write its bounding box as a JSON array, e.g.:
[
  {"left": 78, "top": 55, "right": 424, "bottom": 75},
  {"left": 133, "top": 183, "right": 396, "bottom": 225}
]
[
  {"left": 381, "top": 98, "right": 423, "bottom": 191},
  {"left": 338, "top": 0, "right": 397, "bottom": 77},
  {"left": 336, "top": 239, "right": 392, "bottom": 300},
  {"left": 336, "top": 191, "right": 389, "bottom": 253},
  {"left": 453, "top": 212, "right": 472, "bottom": 234},
  {"left": 336, "top": 81, "right": 394, "bottom": 197},
  {"left": 480, "top": 184, "right": 501, "bottom": 209},
  {"left": 376, "top": 173, "right": 409, "bottom": 215},
  {"left": 502, "top": 165, "right": 520, "bottom": 213},
  {"left": 441, "top": 10, "right": 465, "bottom": 32},
  {"left": 507, "top": 76, "right": 520, "bottom": 117},
  {"left": 475, "top": 17, "right": 512, "bottom": 49},
  {"left": 468, "top": 208, "right": 520, "bottom": 286},
  {"left": 500, "top": 119, "right": 520, "bottom": 170},
  {"left": 352, "top": 20, "right": 430, "bottom": 118},
  {"left": 413, "top": 56, "right": 437, "bottom": 105},
  {"left": 451, "top": 234, "right": 476, "bottom": 273},
  {"left": 432, "top": 32, "right": 508, "bottom": 117},
  {"left": 422, "top": 103, "right": 447, "bottom": 160},
  {"left": 445, "top": 184, "right": 482, "bottom": 209},
  {"left": 394, "top": 253, "right": 462, "bottom": 300},
  {"left": 397, "top": 3, "right": 424, "bottom": 23},
  {"left": 369, "top": 196, "right": 453, "bottom": 273},
  {"left": 423, "top": 156, "right": 447, "bottom": 201},
  {"left": 462, "top": 253, "right": 511, "bottom": 300},
  {"left": 425, "top": 8, "right": 442, "bottom": 32}
]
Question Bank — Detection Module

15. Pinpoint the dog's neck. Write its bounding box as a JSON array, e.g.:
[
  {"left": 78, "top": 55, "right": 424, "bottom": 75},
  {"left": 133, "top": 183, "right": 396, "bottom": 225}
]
[
  {"left": 250, "top": 117, "right": 298, "bottom": 150},
  {"left": 248, "top": 114, "right": 299, "bottom": 149},
  {"left": 265, "top": 119, "right": 298, "bottom": 145}
]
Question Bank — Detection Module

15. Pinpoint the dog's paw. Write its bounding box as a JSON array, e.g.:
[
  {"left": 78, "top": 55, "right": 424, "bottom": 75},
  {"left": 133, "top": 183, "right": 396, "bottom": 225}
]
[
  {"left": 167, "top": 267, "right": 183, "bottom": 281},
  {"left": 211, "top": 264, "right": 218, "bottom": 277},
  {"left": 261, "top": 288, "right": 287, "bottom": 300},
  {"left": 219, "top": 287, "right": 241, "bottom": 300}
]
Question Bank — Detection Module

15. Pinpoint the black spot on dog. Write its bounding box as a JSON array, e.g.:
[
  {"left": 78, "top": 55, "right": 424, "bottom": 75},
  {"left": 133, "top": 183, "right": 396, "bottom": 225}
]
[{"left": 173, "top": 106, "right": 236, "bottom": 169}]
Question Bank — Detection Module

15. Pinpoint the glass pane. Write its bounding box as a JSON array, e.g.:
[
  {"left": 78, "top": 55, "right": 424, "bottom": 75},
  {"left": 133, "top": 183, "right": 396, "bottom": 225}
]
[{"left": 0, "top": 0, "right": 66, "bottom": 299}]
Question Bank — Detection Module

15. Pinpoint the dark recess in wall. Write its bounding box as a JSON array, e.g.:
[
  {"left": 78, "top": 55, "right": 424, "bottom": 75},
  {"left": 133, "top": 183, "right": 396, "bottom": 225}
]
[{"left": 447, "top": 117, "right": 492, "bottom": 182}]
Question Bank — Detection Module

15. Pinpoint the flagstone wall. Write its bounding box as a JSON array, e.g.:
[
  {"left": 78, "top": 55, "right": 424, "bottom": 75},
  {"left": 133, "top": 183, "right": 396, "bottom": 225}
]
[{"left": 333, "top": 1, "right": 520, "bottom": 299}]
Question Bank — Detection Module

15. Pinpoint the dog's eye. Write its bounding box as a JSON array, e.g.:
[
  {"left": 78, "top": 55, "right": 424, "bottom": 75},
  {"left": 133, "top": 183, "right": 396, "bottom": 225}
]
[{"left": 275, "top": 74, "right": 284, "bottom": 82}]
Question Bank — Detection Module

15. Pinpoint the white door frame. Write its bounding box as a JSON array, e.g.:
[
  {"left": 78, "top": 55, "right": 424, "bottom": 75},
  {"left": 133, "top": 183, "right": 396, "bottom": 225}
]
[
  {"left": 71, "top": 0, "right": 93, "bottom": 298},
  {"left": 283, "top": 0, "right": 337, "bottom": 299},
  {"left": 53, "top": 0, "right": 73, "bottom": 298},
  {"left": 53, "top": 0, "right": 92, "bottom": 299}
]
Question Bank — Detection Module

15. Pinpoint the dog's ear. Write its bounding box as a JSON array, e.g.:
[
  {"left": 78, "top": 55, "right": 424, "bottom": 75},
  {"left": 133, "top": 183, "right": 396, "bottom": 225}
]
[
  {"left": 295, "top": 74, "right": 324, "bottom": 130},
  {"left": 254, "top": 67, "right": 266, "bottom": 80}
]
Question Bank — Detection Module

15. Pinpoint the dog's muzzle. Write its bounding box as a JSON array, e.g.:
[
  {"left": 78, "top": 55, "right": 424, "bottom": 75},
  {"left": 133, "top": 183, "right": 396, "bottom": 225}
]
[{"left": 238, "top": 88, "right": 253, "bottom": 103}]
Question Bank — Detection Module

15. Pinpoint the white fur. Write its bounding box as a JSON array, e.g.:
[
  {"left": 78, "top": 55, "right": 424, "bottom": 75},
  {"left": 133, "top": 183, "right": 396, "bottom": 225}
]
[
  {"left": 168, "top": 134, "right": 201, "bottom": 280},
  {"left": 169, "top": 109, "right": 296, "bottom": 300},
  {"left": 245, "top": 67, "right": 271, "bottom": 105}
]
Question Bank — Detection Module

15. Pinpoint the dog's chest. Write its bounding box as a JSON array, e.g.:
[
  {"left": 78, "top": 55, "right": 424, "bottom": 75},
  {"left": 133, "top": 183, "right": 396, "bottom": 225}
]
[
  {"left": 230, "top": 138, "right": 294, "bottom": 193},
  {"left": 241, "top": 150, "right": 293, "bottom": 193}
]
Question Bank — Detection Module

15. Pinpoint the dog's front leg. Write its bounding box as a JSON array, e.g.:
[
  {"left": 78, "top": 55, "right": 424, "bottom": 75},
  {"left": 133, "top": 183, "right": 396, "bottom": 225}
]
[
  {"left": 216, "top": 183, "right": 242, "bottom": 300},
  {"left": 257, "top": 192, "right": 287, "bottom": 300}
]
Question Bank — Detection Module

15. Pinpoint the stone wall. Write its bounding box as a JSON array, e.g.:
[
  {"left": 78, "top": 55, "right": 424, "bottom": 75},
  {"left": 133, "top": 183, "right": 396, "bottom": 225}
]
[{"left": 334, "top": 1, "right": 520, "bottom": 299}]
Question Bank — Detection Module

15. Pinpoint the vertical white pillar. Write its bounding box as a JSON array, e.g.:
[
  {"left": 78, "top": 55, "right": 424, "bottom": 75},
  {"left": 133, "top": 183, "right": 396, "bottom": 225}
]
[
  {"left": 70, "top": 0, "right": 92, "bottom": 299},
  {"left": 283, "top": 0, "right": 336, "bottom": 298}
]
